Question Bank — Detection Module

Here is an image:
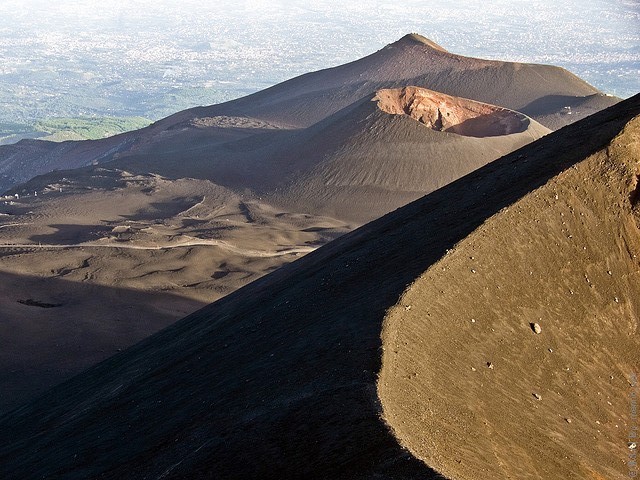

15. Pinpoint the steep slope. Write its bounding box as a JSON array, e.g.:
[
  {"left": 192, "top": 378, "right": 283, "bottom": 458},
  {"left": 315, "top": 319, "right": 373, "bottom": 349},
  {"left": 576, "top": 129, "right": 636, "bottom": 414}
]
[
  {"left": 379, "top": 111, "right": 640, "bottom": 479},
  {"left": 92, "top": 86, "right": 549, "bottom": 197},
  {"left": 0, "top": 132, "right": 139, "bottom": 192},
  {"left": 0, "top": 33, "right": 619, "bottom": 192},
  {"left": 0, "top": 88, "right": 547, "bottom": 411},
  {"left": 0, "top": 94, "right": 637, "bottom": 479},
  {"left": 266, "top": 87, "right": 549, "bottom": 221}
]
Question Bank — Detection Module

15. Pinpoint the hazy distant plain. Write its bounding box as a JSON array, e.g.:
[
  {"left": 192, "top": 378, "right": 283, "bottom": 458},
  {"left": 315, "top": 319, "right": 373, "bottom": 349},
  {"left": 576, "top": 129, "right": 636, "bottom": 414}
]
[{"left": 0, "top": 0, "right": 637, "bottom": 141}]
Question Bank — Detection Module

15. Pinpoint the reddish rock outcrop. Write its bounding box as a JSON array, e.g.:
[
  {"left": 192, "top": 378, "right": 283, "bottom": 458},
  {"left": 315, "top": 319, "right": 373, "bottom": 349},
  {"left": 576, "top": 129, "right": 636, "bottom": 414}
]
[{"left": 375, "top": 86, "right": 529, "bottom": 137}]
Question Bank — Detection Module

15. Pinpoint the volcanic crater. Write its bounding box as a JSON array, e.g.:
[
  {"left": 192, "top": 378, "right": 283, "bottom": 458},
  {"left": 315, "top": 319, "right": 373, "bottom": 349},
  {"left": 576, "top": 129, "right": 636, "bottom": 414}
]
[{"left": 375, "top": 86, "right": 529, "bottom": 137}]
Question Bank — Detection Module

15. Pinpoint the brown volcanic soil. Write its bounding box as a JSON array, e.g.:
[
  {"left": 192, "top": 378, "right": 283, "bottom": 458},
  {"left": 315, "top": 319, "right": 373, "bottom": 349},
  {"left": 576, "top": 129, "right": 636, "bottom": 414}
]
[
  {"left": 0, "top": 172, "right": 348, "bottom": 412},
  {"left": 0, "top": 95, "right": 637, "bottom": 480},
  {"left": 379, "top": 114, "right": 640, "bottom": 479},
  {"left": 0, "top": 89, "right": 548, "bottom": 411}
]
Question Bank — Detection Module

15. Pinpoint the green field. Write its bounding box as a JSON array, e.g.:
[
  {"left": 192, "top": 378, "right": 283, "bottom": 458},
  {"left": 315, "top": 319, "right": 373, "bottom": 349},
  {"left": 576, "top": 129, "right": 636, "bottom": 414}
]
[
  {"left": 0, "top": 116, "right": 153, "bottom": 145},
  {"left": 34, "top": 116, "right": 153, "bottom": 141}
]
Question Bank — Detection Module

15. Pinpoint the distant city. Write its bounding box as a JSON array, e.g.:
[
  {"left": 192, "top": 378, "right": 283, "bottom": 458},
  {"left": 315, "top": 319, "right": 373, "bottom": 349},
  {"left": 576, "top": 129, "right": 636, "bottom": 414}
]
[{"left": 0, "top": 0, "right": 638, "bottom": 144}]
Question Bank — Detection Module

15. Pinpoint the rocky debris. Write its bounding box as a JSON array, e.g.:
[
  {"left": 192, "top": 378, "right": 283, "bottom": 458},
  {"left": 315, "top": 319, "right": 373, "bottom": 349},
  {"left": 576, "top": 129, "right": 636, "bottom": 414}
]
[
  {"left": 112, "top": 225, "right": 132, "bottom": 234},
  {"left": 533, "top": 393, "right": 542, "bottom": 401},
  {"left": 531, "top": 322, "right": 542, "bottom": 334},
  {"left": 17, "top": 299, "right": 63, "bottom": 309},
  {"left": 189, "top": 116, "right": 280, "bottom": 130}
]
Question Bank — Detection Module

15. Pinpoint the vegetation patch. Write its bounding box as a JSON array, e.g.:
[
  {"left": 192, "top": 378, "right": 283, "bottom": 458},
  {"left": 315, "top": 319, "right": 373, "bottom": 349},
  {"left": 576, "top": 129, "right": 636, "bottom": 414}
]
[{"left": 34, "top": 116, "right": 152, "bottom": 141}]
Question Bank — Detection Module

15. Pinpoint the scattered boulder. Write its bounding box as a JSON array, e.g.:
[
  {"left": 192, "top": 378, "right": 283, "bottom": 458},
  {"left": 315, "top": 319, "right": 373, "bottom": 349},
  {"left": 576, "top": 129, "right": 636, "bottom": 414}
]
[{"left": 112, "top": 225, "right": 132, "bottom": 234}]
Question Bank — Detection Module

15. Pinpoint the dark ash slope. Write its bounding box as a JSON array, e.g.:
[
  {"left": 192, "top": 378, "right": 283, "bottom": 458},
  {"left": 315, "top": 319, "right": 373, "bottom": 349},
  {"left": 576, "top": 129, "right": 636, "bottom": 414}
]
[{"left": 0, "top": 96, "right": 637, "bottom": 479}]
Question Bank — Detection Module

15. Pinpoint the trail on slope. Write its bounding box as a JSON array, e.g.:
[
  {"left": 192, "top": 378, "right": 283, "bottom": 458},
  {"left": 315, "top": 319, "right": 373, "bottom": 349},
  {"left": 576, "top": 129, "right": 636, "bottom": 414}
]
[{"left": 0, "top": 240, "right": 315, "bottom": 258}]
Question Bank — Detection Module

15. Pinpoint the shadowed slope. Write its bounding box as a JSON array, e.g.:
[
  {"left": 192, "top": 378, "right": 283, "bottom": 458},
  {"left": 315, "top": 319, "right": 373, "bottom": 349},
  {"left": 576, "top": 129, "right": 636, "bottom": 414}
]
[
  {"left": 0, "top": 88, "right": 547, "bottom": 412},
  {"left": 0, "top": 270, "right": 204, "bottom": 413},
  {"left": 0, "top": 132, "right": 138, "bottom": 192},
  {"left": 0, "top": 173, "right": 348, "bottom": 412},
  {"left": 0, "top": 95, "right": 637, "bottom": 479}
]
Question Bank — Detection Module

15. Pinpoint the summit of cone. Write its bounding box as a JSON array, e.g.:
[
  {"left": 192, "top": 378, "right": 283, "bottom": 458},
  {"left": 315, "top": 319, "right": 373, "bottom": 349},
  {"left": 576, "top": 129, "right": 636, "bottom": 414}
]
[{"left": 393, "top": 33, "right": 449, "bottom": 52}]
